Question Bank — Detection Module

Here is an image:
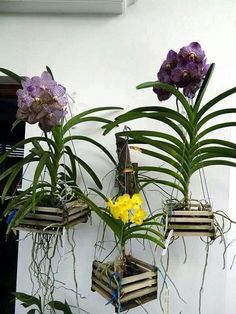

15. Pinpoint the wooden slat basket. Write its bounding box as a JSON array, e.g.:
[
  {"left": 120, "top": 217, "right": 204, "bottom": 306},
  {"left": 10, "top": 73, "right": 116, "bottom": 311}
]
[
  {"left": 164, "top": 200, "right": 215, "bottom": 237},
  {"left": 91, "top": 256, "right": 157, "bottom": 312},
  {"left": 15, "top": 199, "right": 90, "bottom": 234}
]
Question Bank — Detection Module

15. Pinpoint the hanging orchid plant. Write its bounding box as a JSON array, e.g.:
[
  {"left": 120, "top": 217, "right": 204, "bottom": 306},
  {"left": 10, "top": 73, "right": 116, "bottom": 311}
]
[
  {"left": 80, "top": 190, "right": 165, "bottom": 260},
  {"left": 0, "top": 67, "right": 121, "bottom": 234},
  {"left": 103, "top": 42, "right": 236, "bottom": 206}
]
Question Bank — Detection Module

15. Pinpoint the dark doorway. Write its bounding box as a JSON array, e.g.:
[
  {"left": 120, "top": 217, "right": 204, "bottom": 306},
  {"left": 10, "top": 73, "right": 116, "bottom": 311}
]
[{"left": 0, "top": 77, "right": 25, "bottom": 314}]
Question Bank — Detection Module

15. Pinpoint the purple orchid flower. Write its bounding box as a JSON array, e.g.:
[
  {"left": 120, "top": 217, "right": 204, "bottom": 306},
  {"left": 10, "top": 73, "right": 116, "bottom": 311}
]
[
  {"left": 153, "top": 86, "right": 173, "bottom": 101},
  {"left": 16, "top": 71, "right": 67, "bottom": 132},
  {"left": 154, "top": 42, "right": 209, "bottom": 100},
  {"left": 154, "top": 50, "right": 178, "bottom": 101},
  {"left": 178, "top": 42, "right": 205, "bottom": 63}
]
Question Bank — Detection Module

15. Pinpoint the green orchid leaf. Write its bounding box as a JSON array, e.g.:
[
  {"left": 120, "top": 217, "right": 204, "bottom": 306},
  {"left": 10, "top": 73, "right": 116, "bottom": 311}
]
[
  {"left": 198, "top": 122, "right": 236, "bottom": 139},
  {"left": 51, "top": 126, "right": 63, "bottom": 153},
  {"left": 193, "top": 139, "right": 236, "bottom": 151},
  {"left": 78, "top": 192, "right": 122, "bottom": 238},
  {"left": 63, "top": 107, "right": 122, "bottom": 135},
  {"left": 64, "top": 135, "right": 116, "bottom": 165},
  {"left": 124, "top": 226, "right": 164, "bottom": 240},
  {"left": 137, "top": 166, "right": 187, "bottom": 190},
  {"left": 124, "top": 233, "right": 165, "bottom": 249},
  {"left": 197, "top": 108, "right": 236, "bottom": 131},
  {"left": 11, "top": 119, "right": 23, "bottom": 131},
  {"left": 139, "top": 178, "right": 185, "bottom": 196},
  {"left": 144, "top": 212, "right": 164, "bottom": 222},
  {"left": 48, "top": 300, "right": 73, "bottom": 314},
  {"left": 12, "top": 292, "right": 41, "bottom": 308},
  {"left": 0, "top": 153, "right": 38, "bottom": 202},
  {"left": 0, "top": 68, "right": 24, "bottom": 83},
  {"left": 191, "top": 159, "right": 236, "bottom": 174},
  {"left": 193, "top": 63, "right": 215, "bottom": 112},
  {"left": 196, "top": 86, "right": 236, "bottom": 122},
  {"left": 136, "top": 81, "right": 192, "bottom": 120},
  {"left": 0, "top": 136, "right": 55, "bottom": 165},
  {"left": 127, "top": 136, "right": 189, "bottom": 166},
  {"left": 46, "top": 65, "right": 54, "bottom": 79},
  {"left": 6, "top": 191, "right": 45, "bottom": 233},
  {"left": 59, "top": 164, "right": 75, "bottom": 182},
  {"left": 63, "top": 145, "right": 77, "bottom": 182},
  {"left": 104, "top": 111, "right": 187, "bottom": 142},
  {"left": 124, "top": 106, "right": 192, "bottom": 134},
  {"left": 3, "top": 183, "right": 51, "bottom": 217},
  {"left": 65, "top": 147, "right": 102, "bottom": 189},
  {"left": 192, "top": 146, "right": 236, "bottom": 161},
  {"left": 116, "top": 130, "right": 186, "bottom": 150},
  {"left": 88, "top": 187, "right": 108, "bottom": 202},
  {"left": 31, "top": 152, "right": 50, "bottom": 208},
  {"left": 68, "top": 106, "right": 123, "bottom": 120},
  {"left": 136, "top": 147, "right": 189, "bottom": 180}
]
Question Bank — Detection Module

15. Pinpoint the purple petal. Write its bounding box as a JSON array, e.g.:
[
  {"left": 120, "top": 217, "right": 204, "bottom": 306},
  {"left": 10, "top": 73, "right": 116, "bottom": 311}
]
[
  {"left": 153, "top": 87, "right": 172, "bottom": 101},
  {"left": 178, "top": 42, "right": 205, "bottom": 63},
  {"left": 183, "top": 82, "right": 201, "bottom": 98}
]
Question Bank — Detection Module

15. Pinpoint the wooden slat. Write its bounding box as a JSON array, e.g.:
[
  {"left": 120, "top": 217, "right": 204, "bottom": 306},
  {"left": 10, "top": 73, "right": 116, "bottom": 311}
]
[
  {"left": 128, "top": 256, "right": 156, "bottom": 271},
  {"left": 24, "top": 213, "right": 62, "bottom": 222},
  {"left": 171, "top": 210, "right": 213, "bottom": 216},
  {"left": 92, "top": 277, "right": 113, "bottom": 295},
  {"left": 169, "top": 217, "right": 212, "bottom": 223},
  {"left": 172, "top": 231, "right": 215, "bottom": 237},
  {"left": 168, "top": 224, "right": 213, "bottom": 230},
  {"left": 122, "top": 271, "right": 156, "bottom": 285},
  {"left": 122, "top": 278, "right": 157, "bottom": 294},
  {"left": 67, "top": 209, "right": 89, "bottom": 222},
  {"left": 15, "top": 226, "right": 62, "bottom": 235},
  {"left": 116, "top": 292, "right": 157, "bottom": 313},
  {"left": 33, "top": 206, "right": 62, "bottom": 214},
  {"left": 121, "top": 286, "right": 157, "bottom": 303},
  {"left": 92, "top": 271, "right": 116, "bottom": 289},
  {"left": 66, "top": 216, "right": 88, "bottom": 228},
  {"left": 20, "top": 219, "right": 62, "bottom": 227}
]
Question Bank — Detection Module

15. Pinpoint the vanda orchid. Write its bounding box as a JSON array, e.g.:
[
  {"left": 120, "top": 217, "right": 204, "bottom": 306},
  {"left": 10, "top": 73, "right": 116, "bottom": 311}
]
[
  {"left": 0, "top": 67, "right": 121, "bottom": 234},
  {"left": 103, "top": 42, "right": 236, "bottom": 207}
]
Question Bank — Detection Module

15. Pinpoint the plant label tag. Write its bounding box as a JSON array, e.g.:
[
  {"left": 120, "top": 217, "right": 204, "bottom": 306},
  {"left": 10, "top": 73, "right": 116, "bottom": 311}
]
[
  {"left": 162, "top": 229, "right": 173, "bottom": 256},
  {"left": 164, "top": 288, "right": 170, "bottom": 314}
]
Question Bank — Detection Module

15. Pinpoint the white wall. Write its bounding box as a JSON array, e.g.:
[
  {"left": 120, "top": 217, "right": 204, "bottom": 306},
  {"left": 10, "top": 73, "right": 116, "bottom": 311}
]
[{"left": 1, "top": 1, "right": 236, "bottom": 313}]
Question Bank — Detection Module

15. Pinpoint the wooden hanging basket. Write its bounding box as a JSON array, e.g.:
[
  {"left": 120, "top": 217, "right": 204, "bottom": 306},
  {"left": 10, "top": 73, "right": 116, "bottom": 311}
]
[
  {"left": 15, "top": 199, "right": 90, "bottom": 234},
  {"left": 164, "top": 200, "right": 215, "bottom": 238},
  {"left": 91, "top": 255, "right": 157, "bottom": 312}
]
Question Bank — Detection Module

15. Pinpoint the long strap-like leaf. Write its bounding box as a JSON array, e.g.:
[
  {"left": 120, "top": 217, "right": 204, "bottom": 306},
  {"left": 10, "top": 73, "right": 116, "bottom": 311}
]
[
  {"left": 0, "top": 68, "right": 24, "bottom": 84},
  {"left": 65, "top": 146, "right": 102, "bottom": 189},
  {"left": 197, "top": 108, "right": 236, "bottom": 131},
  {"left": 116, "top": 130, "right": 186, "bottom": 150},
  {"left": 62, "top": 107, "right": 122, "bottom": 135},
  {"left": 64, "top": 135, "right": 116, "bottom": 165},
  {"left": 136, "top": 81, "right": 193, "bottom": 121},
  {"left": 198, "top": 122, "right": 236, "bottom": 139},
  {"left": 196, "top": 87, "right": 236, "bottom": 122},
  {"left": 193, "top": 63, "right": 215, "bottom": 113},
  {"left": 104, "top": 111, "right": 187, "bottom": 142},
  {"left": 136, "top": 147, "right": 189, "bottom": 180},
  {"left": 137, "top": 166, "right": 187, "bottom": 191}
]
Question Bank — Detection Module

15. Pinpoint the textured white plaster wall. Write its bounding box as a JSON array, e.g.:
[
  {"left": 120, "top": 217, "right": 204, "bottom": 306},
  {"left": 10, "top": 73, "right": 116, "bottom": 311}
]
[{"left": 1, "top": 1, "right": 236, "bottom": 313}]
